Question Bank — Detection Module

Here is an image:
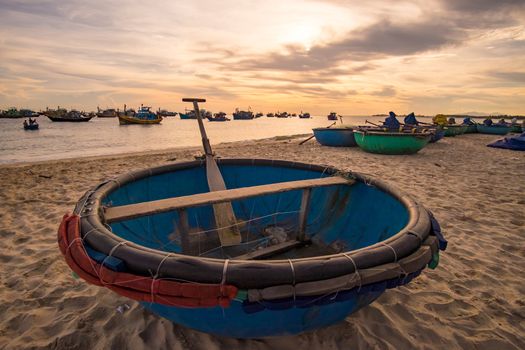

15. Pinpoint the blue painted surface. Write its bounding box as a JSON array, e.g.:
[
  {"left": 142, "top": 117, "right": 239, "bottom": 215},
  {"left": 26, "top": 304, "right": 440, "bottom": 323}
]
[
  {"left": 141, "top": 290, "right": 383, "bottom": 338},
  {"left": 313, "top": 128, "right": 357, "bottom": 147},
  {"left": 430, "top": 129, "right": 444, "bottom": 143},
  {"left": 103, "top": 163, "right": 409, "bottom": 337}
]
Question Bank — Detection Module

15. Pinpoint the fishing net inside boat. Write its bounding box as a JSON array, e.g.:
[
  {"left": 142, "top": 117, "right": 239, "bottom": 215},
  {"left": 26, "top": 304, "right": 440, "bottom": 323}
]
[{"left": 107, "top": 184, "right": 357, "bottom": 260}]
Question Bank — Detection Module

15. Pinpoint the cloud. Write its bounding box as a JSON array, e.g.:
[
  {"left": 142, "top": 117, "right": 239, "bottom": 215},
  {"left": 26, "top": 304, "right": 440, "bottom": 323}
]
[
  {"left": 486, "top": 71, "right": 525, "bottom": 83},
  {"left": 439, "top": 0, "right": 525, "bottom": 14},
  {"left": 372, "top": 86, "right": 396, "bottom": 97},
  {"left": 231, "top": 19, "right": 464, "bottom": 72}
]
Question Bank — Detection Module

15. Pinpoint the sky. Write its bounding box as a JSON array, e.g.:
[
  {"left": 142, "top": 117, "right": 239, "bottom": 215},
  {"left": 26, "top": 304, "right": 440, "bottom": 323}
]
[{"left": 0, "top": 0, "right": 524, "bottom": 115}]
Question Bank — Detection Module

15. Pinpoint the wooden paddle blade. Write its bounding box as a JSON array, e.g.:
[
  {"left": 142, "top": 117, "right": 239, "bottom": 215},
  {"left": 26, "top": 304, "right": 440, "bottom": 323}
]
[{"left": 205, "top": 155, "right": 241, "bottom": 245}]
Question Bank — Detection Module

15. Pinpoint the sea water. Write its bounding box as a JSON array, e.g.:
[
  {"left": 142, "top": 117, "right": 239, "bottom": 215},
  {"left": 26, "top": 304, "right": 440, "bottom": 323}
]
[{"left": 0, "top": 115, "right": 405, "bottom": 164}]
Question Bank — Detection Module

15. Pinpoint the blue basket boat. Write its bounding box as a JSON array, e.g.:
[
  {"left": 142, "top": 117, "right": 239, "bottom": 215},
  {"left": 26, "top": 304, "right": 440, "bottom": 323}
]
[
  {"left": 58, "top": 158, "right": 446, "bottom": 338},
  {"left": 312, "top": 127, "right": 357, "bottom": 147}
]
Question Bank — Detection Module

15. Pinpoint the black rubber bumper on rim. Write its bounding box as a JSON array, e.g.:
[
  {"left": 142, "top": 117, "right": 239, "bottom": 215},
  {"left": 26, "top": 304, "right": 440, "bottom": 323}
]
[{"left": 75, "top": 158, "right": 432, "bottom": 289}]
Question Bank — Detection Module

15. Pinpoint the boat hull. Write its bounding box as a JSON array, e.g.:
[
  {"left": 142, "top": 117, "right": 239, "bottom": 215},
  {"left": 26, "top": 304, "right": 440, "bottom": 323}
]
[
  {"left": 463, "top": 124, "right": 478, "bottom": 134},
  {"left": 118, "top": 115, "right": 162, "bottom": 125},
  {"left": 179, "top": 113, "right": 196, "bottom": 120},
  {"left": 510, "top": 125, "right": 523, "bottom": 133},
  {"left": 313, "top": 128, "right": 357, "bottom": 147},
  {"left": 429, "top": 128, "right": 445, "bottom": 143},
  {"left": 443, "top": 125, "right": 467, "bottom": 137},
  {"left": 47, "top": 116, "right": 93, "bottom": 122},
  {"left": 476, "top": 125, "right": 510, "bottom": 135},
  {"left": 354, "top": 131, "right": 431, "bottom": 154},
  {"left": 24, "top": 124, "right": 39, "bottom": 130},
  {"left": 141, "top": 289, "right": 384, "bottom": 338}
]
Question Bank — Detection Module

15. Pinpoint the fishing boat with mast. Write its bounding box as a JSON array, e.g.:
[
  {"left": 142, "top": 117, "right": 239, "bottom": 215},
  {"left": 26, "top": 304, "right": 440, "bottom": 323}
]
[
  {"left": 118, "top": 104, "right": 162, "bottom": 125},
  {"left": 233, "top": 108, "right": 254, "bottom": 120},
  {"left": 96, "top": 107, "right": 118, "bottom": 118},
  {"left": 207, "top": 112, "right": 230, "bottom": 122},
  {"left": 299, "top": 112, "right": 311, "bottom": 119},
  {"left": 47, "top": 109, "right": 93, "bottom": 122},
  {"left": 1, "top": 107, "right": 39, "bottom": 118},
  {"left": 157, "top": 108, "right": 178, "bottom": 117},
  {"left": 58, "top": 97, "right": 446, "bottom": 338}
]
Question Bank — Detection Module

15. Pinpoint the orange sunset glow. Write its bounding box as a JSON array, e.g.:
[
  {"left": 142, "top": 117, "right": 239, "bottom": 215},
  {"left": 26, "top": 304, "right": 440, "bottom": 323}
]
[{"left": 1, "top": 0, "right": 524, "bottom": 114}]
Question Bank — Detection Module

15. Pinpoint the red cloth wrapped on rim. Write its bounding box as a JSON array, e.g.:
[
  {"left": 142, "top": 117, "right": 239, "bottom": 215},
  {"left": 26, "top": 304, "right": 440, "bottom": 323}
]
[{"left": 58, "top": 213, "right": 237, "bottom": 308}]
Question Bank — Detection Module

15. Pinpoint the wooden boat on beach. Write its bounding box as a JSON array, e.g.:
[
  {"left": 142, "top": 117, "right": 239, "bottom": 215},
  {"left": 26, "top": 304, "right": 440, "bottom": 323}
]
[{"left": 58, "top": 97, "right": 446, "bottom": 338}]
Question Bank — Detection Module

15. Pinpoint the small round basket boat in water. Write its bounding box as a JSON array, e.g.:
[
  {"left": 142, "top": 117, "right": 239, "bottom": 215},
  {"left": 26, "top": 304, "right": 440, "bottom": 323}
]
[
  {"left": 58, "top": 159, "right": 446, "bottom": 338},
  {"left": 353, "top": 129, "right": 432, "bottom": 155}
]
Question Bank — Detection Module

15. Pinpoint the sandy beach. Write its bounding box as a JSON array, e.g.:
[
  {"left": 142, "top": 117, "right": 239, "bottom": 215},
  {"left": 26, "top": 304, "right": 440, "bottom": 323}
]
[{"left": 0, "top": 133, "right": 523, "bottom": 350}]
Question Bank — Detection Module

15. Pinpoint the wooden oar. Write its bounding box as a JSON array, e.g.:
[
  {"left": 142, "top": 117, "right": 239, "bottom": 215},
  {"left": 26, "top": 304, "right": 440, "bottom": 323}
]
[
  {"left": 182, "top": 98, "right": 241, "bottom": 246},
  {"left": 299, "top": 121, "right": 337, "bottom": 145},
  {"left": 365, "top": 120, "right": 382, "bottom": 128}
]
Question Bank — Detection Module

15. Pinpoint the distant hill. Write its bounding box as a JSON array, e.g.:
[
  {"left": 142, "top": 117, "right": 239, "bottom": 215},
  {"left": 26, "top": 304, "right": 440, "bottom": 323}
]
[{"left": 457, "top": 111, "right": 501, "bottom": 116}]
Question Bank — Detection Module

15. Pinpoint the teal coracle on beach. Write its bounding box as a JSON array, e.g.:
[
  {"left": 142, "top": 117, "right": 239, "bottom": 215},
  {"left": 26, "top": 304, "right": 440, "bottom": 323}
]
[{"left": 353, "top": 129, "right": 431, "bottom": 154}]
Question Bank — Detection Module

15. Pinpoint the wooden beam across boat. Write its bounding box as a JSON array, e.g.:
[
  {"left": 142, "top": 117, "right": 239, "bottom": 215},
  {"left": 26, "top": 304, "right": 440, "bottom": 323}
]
[{"left": 104, "top": 176, "right": 354, "bottom": 223}]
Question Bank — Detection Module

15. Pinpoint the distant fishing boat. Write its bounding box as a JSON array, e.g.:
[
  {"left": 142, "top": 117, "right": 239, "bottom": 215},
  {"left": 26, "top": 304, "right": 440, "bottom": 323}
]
[
  {"left": 180, "top": 109, "right": 211, "bottom": 119},
  {"left": 299, "top": 112, "right": 311, "bottom": 119},
  {"left": 207, "top": 112, "right": 230, "bottom": 122},
  {"left": 327, "top": 112, "right": 338, "bottom": 121},
  {"left": 157, "top": 108, "right": 178, "bottom": 117},
  {"left": 1, "top": 107, "right": 39, "bottom": 118},
  {"left": 58, "top": 96, "right": 446, "bottom": 339},
  {"left": 48, "top": 110, "right": 93, "bottom": 122},
  {"left": 96, "top": 107, "right": 117, "bottom": 118},
  {"left": 118, "top": 105, "right": 162, "bottom": 125},
  {"left": 276, "top": 112, "right": 288, "bottom": 118},
  {"left": 233, "top": 108, "right": 254, "bottom": 120},
  {"left": 43, "top": 106, "right": 68, "bottom": 118},
  {"left": 266, "top": 113, "right": 274, "bottom": 118},
  {"left": 117, "top": 105, "right": 136, "bottom": 118}
]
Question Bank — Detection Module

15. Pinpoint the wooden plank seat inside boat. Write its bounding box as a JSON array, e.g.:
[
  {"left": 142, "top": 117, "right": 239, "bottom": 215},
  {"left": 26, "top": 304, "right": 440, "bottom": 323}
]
[
  {"left": 104, "top": 175, "right": 354, "bottom": 259},
  {"left": 104, "top": 176, "right": 353, "bottom": 223}
]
